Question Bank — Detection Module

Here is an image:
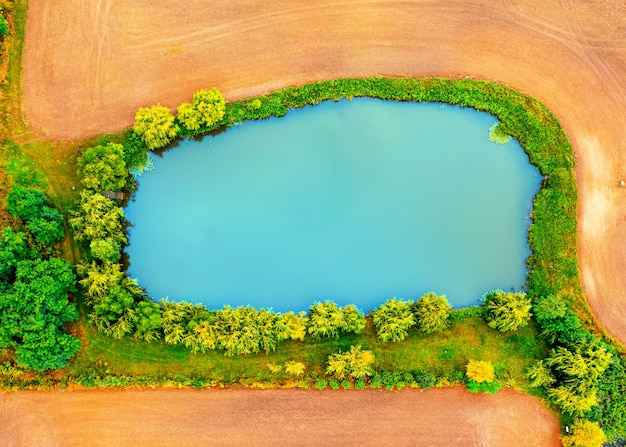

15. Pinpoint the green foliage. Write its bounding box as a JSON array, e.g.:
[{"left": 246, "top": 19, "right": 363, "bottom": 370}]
[
  {"left": 588, "top": 355, "right": 626, "bottom": 440},
  {"left": 122, "top": 131, "right": 149, "bottom": 173},
  {"left": 89, "top": 238, "right": 121, "bottom": 263},
  {"left": 413, "top": 292, "right": 452, "bottom": 334},
  {"left": 533, "top": 294, "right": 583, "bottom": 345},
  {"left": 355, "top": 379, "right": 365, "bottom": 389},
  {"left": 69, "top": 191, "right": 126, "bottom": 244},
  {"left": 284, "top": 361, "right": 306, "bottom": 377},
  {"left": 77, "top": 143, "right": 127, "bottom": 192},
  {"left": 329, "top": 379, "right": 340, "bottom": 389},
  {"left": 482, "top": 290, "right": 532, "bottom": 332},
  {"left": 132, "top": 301, "right": 163, "bottom": 341},
  {"left": 133, "top": 104, "right": 179, "bottom": 150},
  {"left": 413, "top": 370, "right": 436, "bottom": 389},
  {"left": 465, "top": 359, "right": 495, "bottom": 383},
  {"left": 325, "top": 345, "right": 375, "bottom": 380},
  {"left": 526, "top": 360, "right": 556, "bottom": 388},
  {"left": 177, "top": 88, "right": 225, "bottom": 133},
  {"left": 0, "top": 258, "right": 79, "bottom": 371},
  {"left": 7, "top": 185, "right": 48, "bottom": 221},
  {"left": 371, "top": 297, "right": 415, "bottom": 341},
  {"left": 307, "top": 301, "right": 365, "bottom": 339},
  {"left": 562, "top": 420, "right": 607, "bottom": 447},
  {"left": 314, "top": 379, "right": 327, "bottom": 390},
  {"left": 0, "top": 15, "right": 9, "bottom": 36},
  {"left": 0, "top": 228, "right": 32, "bottom": 283},
  {"left": 466, "top": 380, "right": 502, "bottom": 395}
]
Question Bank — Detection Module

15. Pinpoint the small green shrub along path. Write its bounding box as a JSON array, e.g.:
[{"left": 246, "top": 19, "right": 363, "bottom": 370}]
[{"left": 2, "top": 73, "right": 626, "bottom": 444}]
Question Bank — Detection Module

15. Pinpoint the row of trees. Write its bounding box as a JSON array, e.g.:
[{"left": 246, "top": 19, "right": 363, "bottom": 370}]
[
  {"left": 133, "top": 88, "right": 225, "bottom": 150},
  {"left": 0, "top": 186, "right": 80, "bottom": 371}
]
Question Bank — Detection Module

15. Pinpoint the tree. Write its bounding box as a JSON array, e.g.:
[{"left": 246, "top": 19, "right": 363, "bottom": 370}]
[
  {"left": 177, "top": 88, "right": 225, "bottom": 133},
  {"left": 371, "top": 297, "right": 415, "bottom": 341},
  {"left": 466, "top": 359, "right": 495, "bottom": 383},
  {"left": 307, "top": 301, "right": 365, "bottom": 339},
  {"left": 482, "top": 290, "right": 532, "bottom": 332},
  {"left": 326, "top": 345, "right": 375, "bottom": 380},
  {"left": 548, "top": 386, "right": 598, "bottom": 416},
  {"left": 26, "top": 206, "right": 65, "bottom": 247},
  {"left": 562, "top": 420, "right": 607, "bottom": 447},
  {"left": 193, "top": 88, "right": 225, "bottom": 129},
  {"left": 176, "top": 102, "right": 203, "bottom": 132},
  {"left": 77, "top": 143, "right": 127, "bottom": 192},
  {"left": 7, "top": 185, "right": 48, "bottom": 221},
  {"left": 413, "top": 292, "right": 452, "bottom": 334},
  {"left": 0, "top": 258, "right": 79, "bottom": 371},
  {"left": 89, "top": 238, "right": 121, "bottom": 263},
  {"left": 533, "top": 294, "right": 583, "bottom": 344},
  {"left": 132, "top": 301, "right": 163, "bottom": 341},
  {"left": 133, "top": 104, "right": 179, "bottom": 150},
  {"left": 0, "top": 15, "right": 9, "bottom": 36},
  {"left": 69, "top": 191, "right": 126, "bottom": 244},
  {"left": 526, "top": 360, "right": 556, "bottom": 388},
  {"left": 0, "top": 228, "right": 32, "bottom": 283}
]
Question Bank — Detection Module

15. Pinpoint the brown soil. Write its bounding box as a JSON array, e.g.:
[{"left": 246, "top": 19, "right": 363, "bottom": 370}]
[
  {"left": 22, "top": 0, "right": 626, "bottom": 345},
  {"left": 0, "top": 387, "right": 560, "bottom": 447}
]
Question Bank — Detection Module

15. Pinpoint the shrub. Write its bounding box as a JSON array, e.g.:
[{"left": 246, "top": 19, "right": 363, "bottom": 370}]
[
  {"left": 562, "top": 420, "right": 607, "bottom": 447},
  {"left": 0, "top": 15, "right": 9, "bottom": 36},
  {"left": 284, "top": 361, "right": 306, "bottom": 377},
  {"left": 342, "top": 380, "right": 351, "bottom": 389},
  {"left": 413, "top": 370, "right": 436, "bottom": 389},
  {"left": 315, "top": 379, "right": 327, "bottom": 390},
  {"left": 133, "top": 104, "right": 179, "bottom": 150},
  {"left": 371, "top": 297, "right": 415, "bottom": 341},
  {"left": 412, "top": 292, "right": 452, "bottom": 334},
  {"left": 329, "top": 379, "right": 340, "bottom": 390},
  {"left": 466, "top": 360, "right": 495, "bottom": 383},
  {"left": 355, "top": 379, "right": 365, "bottom": 389},
  {"left": 326, "top": 345, "right": 375, "bottom": 380},
  {"left": 482, "top": 290, "right": 532, "bottom": 332},
  {"left": 307, "top": 301, "right": 365, "bottom": 338}
]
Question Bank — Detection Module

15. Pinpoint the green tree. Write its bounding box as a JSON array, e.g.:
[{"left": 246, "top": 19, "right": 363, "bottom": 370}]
[
  {"left": 466, "top": 359, "right": 495, "bottom": 383},
  {"left": 0, "top": 258, "right": 79, "bottom": 371},
  {"left": 89, "top": 238, "right": 121, "bottom": 263},
  {"left": 526, "top": 360, "right": 556, "bottom": 388},
  {"left": 413, "top": 292, "right": 452, "bottom": 334},
  {"left": 371, "top": 297, "right": 415, "bottom": 341},
  {"left": 69, "top": 191, "right": 126, "bottom": 244},
  {"left": 533, "top": 294, "right": 583, "bottom": 344},
  {"left": 326, "top": 345, "right": 375, "bottom": 380},
  {"left": 0, "top": 15, "right": 9, "bottom": 36},
  {"left": 0, "top": 228, "right": 32, "bottom": 283},
  {"left": 562, "top": 420, "right": 607, "bottom": 447},
  {"left": 133, "top": 104, "right": 179, "bottom": 150},
  {"left": 77, "top": 143, "right": 127, "bottom": 192},
  {"left": 307, "top": 301, "right": 365, "bottom": 339},
  {"left": 192, "top": 88, "right": 225, "bottom": 129},
  {"left": 176, "top": 102, "right": 203, "bottom": 132},
  {"left": 482, "top": 290, "right": 532, "bottom": 332},
  {"left": 26, "top": 207, "right": 65, "bottom": 247},
  {"left": 548, "top": 386, "right": 598, "bottom": 416},
  {"left": 7, "top": 185, "right": 48, "bottom": 221},
  {"left": 132, "top": 301, "right": 163, "bottom": 341}
]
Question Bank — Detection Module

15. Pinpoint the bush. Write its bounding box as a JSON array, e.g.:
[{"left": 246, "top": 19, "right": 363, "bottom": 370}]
[
  {"left": 466, "top": 359, "right": 495, "bottom": 383},
  {"left": 413, "top": 370, "right": 436, "bottom": 389},
  {"left": 133, "top": 104, "right": 179, "bottom": 150},
  {"left": 412, "top": 292, "right": 452, "bottom": 334},
  {"left": 329, "top": 379, "right": 340, "bottom": 390},
  {"left": 326, "top": 345, "right": 375, "bottom": 380},
  {"left": 315, "top": 379, "right": 327, "bottom": 390},
  {"left": 0, "top": 16, "right": 9, "bottom": 36},
  {"left": 355, "top": 379, "right": 365, "bottom": 389},
  {"left": 562, "top": 420, "right": 607, "bottom": 447},
  {"left": 371, "top": 297, "right": 415, "bottom": 341},
  {"left": 482, "top": 290, "right": 532, "bottom": 332}
]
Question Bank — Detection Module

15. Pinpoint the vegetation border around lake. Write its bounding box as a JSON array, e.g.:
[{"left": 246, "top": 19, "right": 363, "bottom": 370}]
[{"left": 0, "top": 1, "right": 624, "bottom": 443}]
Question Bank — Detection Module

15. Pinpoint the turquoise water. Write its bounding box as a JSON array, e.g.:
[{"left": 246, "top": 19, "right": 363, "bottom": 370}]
[{"left": 124, "top": 98, "right": 542, "bottom": 312}]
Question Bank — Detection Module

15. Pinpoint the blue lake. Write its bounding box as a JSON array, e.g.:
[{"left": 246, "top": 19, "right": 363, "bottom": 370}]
[{"left": 125, "top": 98, "right": 542, "bottom": 312}]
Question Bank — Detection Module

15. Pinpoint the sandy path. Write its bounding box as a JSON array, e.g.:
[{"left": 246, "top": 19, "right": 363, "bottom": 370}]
[
  {"left": 0, "top": 387, "right": 560, "bottom": 447},
  {"left": 21, "top": 0, "right": 626, "bottom": 345}
]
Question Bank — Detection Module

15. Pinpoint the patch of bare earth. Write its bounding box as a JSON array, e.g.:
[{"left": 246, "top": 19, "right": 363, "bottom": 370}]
[{"left": 0, "top": 388, "right": 560, "bottom": 447}]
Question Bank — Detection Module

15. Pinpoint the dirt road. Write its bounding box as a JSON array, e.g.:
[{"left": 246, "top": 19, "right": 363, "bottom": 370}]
[
  {"left": 0, "top": 387, "right": 560, "bottom": 447},
  {"left": 22, "top": 0, "right": 626, "bottom": 346}
]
